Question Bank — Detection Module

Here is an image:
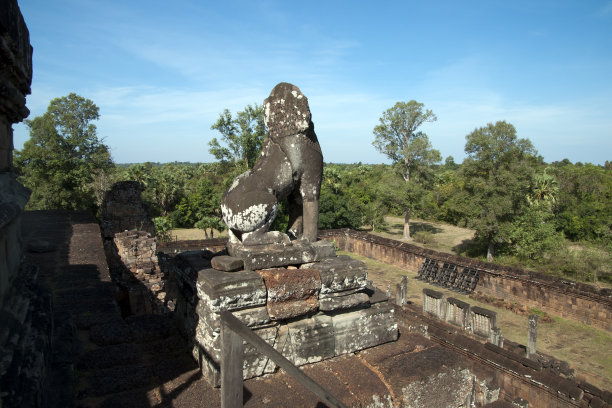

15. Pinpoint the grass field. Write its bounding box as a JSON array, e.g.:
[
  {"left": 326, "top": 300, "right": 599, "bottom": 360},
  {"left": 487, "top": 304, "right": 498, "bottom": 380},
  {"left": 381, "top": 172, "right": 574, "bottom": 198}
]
[{"left": 343, "top": 250, "right": 612, "bottom": 390}]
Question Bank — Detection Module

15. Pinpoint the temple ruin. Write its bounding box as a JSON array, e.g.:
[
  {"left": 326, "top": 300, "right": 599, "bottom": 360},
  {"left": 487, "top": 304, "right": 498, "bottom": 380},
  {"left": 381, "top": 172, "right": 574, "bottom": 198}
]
[{"left": 1, "top": 1, "right": 611, "bottom": 406}]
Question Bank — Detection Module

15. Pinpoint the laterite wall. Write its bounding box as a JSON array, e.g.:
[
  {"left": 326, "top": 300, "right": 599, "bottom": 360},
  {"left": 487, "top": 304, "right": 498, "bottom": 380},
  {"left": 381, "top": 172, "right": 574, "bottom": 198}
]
[{"left": 318, "top": 229, "right": 612, "bottom": 332}]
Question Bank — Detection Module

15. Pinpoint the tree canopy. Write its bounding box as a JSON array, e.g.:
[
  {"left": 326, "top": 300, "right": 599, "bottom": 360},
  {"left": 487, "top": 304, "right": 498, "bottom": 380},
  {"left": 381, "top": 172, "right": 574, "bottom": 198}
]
[
  {"left": 458, "top": 121, "right": 538, "bottom": 260},
  {"left": 372, "top": 100, "right": 439, "bottom": 183},
  {"left": 14, "top": 93, "right": 113, "bottom": 210},
  {"left": 209, "top": 104, "right": 265, "bottom": 171},
  {"left": 372, "top": 100, "right": 441, "bottom": 239}
]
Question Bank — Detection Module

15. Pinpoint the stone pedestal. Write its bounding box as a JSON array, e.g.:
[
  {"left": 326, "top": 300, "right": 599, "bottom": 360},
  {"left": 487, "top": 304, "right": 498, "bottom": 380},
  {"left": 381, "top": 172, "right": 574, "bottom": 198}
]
[{"left": 170, "top": 240, "right": 398, "bottom": 386}]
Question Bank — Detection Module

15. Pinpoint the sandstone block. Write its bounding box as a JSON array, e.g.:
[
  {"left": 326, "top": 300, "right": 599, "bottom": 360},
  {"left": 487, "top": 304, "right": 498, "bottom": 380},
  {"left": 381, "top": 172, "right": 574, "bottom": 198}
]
[
  {"left": 276, "top": 313, "right": 335, "bottom": 365},
  {"left": 196, "top": 268, "right": 267, "bottom": 312},
  {"left": 195, "top": 323, "right": 279, "bottom": 386},
  {"left": 367, "top": 286, "right": 390, "bottom": 304},
  {"left": 228, "top": 239, "right": 336, "bottom": 270},
  {"left": 319, "top": 291, "right": 369, "bottom": 312},
  {"left": 210, "top": 255, "right": 243, "bottom": 272},
  {"left": 307, "top": 239, "right": 336, "bottom": 260},
  {"left": 302, "top": 255, "right": 368, "bottom": 294},
  {"left": 257, "top": 268, "right": 321, "bottom": 320},
  {"left": 196, "top": 302, "right": 270, "bottom": 332},
  {"left": 331, "top": 302, "right": 398, "bottom": 355}
]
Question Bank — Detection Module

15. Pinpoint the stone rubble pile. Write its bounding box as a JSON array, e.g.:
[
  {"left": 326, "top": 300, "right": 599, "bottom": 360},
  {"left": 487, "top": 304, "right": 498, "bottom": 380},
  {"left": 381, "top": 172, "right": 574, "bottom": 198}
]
[
  {"left": 169, "top": 240, "right": 398, "bottom": 386},
  {"left": 99, "top": 181, "right": 167, "bottom": 316},
  {"left": 112, "top": 230, "right": 169, "bottom": 315}
]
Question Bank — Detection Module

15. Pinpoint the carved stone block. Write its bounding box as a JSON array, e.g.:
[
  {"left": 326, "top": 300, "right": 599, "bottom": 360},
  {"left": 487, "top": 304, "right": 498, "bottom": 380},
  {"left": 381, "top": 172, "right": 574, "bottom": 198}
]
[
  {"left": 229, "top": 239, "right": 335, "bottom": 270},
  {"left": 319, "top": 290, "right": 370, "bottom": 312},
  {"left": 276, "top": 313, "right": 335, "bottom": 366},
  {"left": 332, "top": 302, "right": 398, "bottom": 355},
  {"left": 195, "top": 323, "right": 279, "bottom": 386},
  {"left": 257, "top": 268, "right": 321, "bottom": 320},
  {"left": 210, "top": 255, "right": 244, "bottom": 272},
  {"left": 196, "top": 268, "right": 267, "bottom": 313},
  {"left": 303, "top": 255, "right": 368, "bottom": 294}
]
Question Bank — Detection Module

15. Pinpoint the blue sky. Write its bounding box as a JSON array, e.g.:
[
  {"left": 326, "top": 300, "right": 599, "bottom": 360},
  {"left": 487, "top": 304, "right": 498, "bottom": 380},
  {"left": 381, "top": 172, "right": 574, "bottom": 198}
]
[{"left": 13, "top": 0, "right": 612, "bottom": 165}]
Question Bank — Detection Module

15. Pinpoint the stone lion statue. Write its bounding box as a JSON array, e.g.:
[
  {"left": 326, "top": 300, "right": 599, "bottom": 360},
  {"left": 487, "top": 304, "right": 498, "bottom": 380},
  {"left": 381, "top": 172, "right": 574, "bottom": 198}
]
[{"left": 221, "top": 82, "right": 323, "bottom": 245}]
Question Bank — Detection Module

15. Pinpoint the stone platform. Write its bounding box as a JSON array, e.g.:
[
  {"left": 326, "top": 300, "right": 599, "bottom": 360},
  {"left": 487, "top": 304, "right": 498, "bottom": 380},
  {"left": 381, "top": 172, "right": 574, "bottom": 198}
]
[{"left": 169, "top": 240, "right": 398, "bottom": 386}]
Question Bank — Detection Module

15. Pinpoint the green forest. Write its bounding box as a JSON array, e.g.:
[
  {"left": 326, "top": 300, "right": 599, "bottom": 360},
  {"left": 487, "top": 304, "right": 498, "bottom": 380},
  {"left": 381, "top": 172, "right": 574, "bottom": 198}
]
[{"left": 14, "top": 94, "right": 612, "bottom": 285}]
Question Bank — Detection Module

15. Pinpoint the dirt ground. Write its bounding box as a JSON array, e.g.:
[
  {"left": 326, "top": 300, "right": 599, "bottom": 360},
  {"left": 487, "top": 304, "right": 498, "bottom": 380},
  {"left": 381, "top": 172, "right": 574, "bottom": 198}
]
[
  {"left": 371, "top": 216, "right": 476, "bottom": 254},
  {"left": 169, "top": 228, "right": 227, "bottom": 241}
]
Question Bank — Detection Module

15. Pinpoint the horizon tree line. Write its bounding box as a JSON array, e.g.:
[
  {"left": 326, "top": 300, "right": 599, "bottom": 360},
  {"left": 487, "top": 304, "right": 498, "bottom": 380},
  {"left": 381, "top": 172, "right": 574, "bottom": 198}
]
[{"left": 13, "top": 93, "right": 611, "bottom": 283}]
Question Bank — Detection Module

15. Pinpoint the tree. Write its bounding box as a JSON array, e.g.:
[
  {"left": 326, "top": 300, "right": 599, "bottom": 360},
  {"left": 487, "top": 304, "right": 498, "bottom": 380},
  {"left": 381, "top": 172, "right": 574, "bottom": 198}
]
[
  {"left": 508, "top": 203, "right": 563, "bottom": 261},
  {"left": 527, "top": 168, "right": 558, "bottom": 207},
  {"left": 14, "top": 93, "right": 113, "bottom": 210},
  {"left": 552, "top": 162, "right": 612, "bottom": 243},
  {"left": 460, "top": 121, "right": 537, "bottom": 261},
  {"left": 372, "top": 101, "right": 440, "bottom": 239},
  {"left": 209, "top": 104, "right": 266, "bottom": 171},
  {"left": 317, "top": 165, "right": 363, "bottom": 230},
  {"left": 147, "top": 165, "right": 184, "bottom": 216}
]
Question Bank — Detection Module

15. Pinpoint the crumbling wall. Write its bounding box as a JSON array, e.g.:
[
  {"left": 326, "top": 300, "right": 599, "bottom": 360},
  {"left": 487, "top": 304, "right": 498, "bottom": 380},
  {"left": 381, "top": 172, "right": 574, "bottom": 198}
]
[
  {"left": 112, "top": 230, "right": 168, "bottom": 315},
  {"left": 319, "top": 229, "right": 612, "bottom": 332},
  {"left": 100, "top": 181, "right": 168, "bottom": 315},
  {"left": 100, "top": 180, "right": 154, "bottom": 239}
]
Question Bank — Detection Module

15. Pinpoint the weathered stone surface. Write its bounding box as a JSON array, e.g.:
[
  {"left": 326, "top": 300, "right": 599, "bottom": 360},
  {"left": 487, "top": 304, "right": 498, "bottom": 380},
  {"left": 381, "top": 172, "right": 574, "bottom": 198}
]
[
  {"left": 76, "top": 343, "right": 141, "bottom": 370},
  {"left": 125, "top": 313, "right": 174, "bottom": 343},
  {"left": 0, "top": 177, "right": 30, "bottom": 304},
  {"left": 423, "top": 288, "right": 445, "bottom": 319},
  {"left": 195, "top": 323, "right": 279, "bottom": 386},
  {"left": 228, "top": 239, "right": 335, "bottom": 270},
  {"left": 302, "top": 254, "right": 368, "bottom": 293},
  {"left": 319, "top": 291, "right": 369, "bottom": 312},
  {"left": 310, "top": 239, "right": 336, "bottom": 259},
  {"left": 383, "top": 346, "right": 473, "bottom": 408},
  {"left": 221, "top": 82, "right": 323, "bottom": 244},
  {"left": 367, "top": 286, "right": 390, "bottom": 304},
  {"left": 232, "top": 305, "right": 271, "bottom": 327},
  {"left": 181, "top": 242, "right": 399, "bottom": 386},
  {"left": 331, "top": 302, "right": 398, "bottom": 355},
  {"left": 77, "top": 364, "right": 153, "bottom": 399},
  {"left": 276, "top": 313, "right": 335, "bottom": 366},
  {"left": 171, "top": 250, "right": 211, "bottom": 303},
  {"left": 26, "top": 239, "right": 56, "bottom": 253},
  {"left": 471, "top": 306, "right": 497, "bottom": 338},
  {"left": 210, "top": 255, "right": 243, "bottom": 272},
  {"left": 196, "top": 268, "right": 267, "bottom": 312},
  {"left": 257, "top": 268, "right": 321, "bottom": 320},
  {"left": 0, "top": 265, "right": 53, "bottom": 408},
  {"left": 195, "top": 302, "right": 270, "bottom": 341},
  {"left": 446, "top": 297, "right": 470, "bottom": 329},
  {"left": 89, "top": 321, "right": 132, "bottom": 346}
]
